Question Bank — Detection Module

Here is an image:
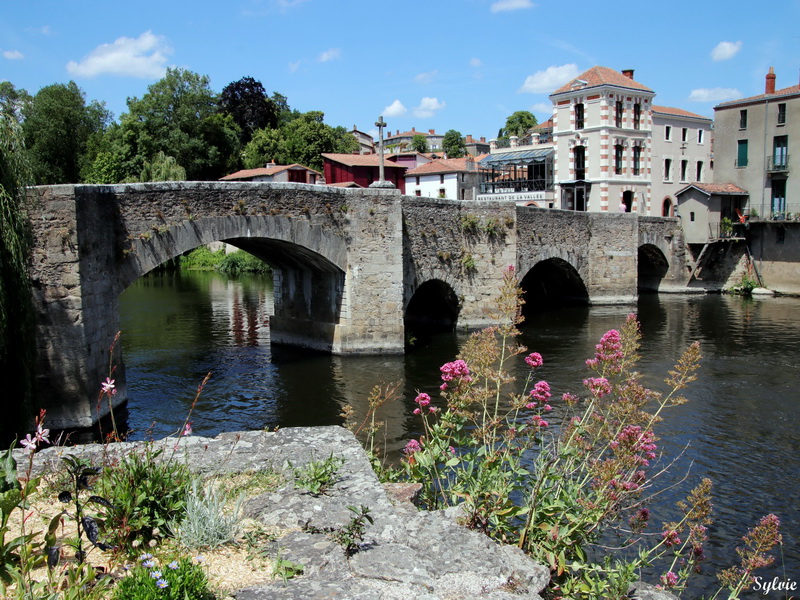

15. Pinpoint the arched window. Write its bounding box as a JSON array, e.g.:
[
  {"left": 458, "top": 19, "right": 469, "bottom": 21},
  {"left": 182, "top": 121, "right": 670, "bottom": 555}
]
[{"left": 662, "top": 197, "right": 673, "bottom": 217}]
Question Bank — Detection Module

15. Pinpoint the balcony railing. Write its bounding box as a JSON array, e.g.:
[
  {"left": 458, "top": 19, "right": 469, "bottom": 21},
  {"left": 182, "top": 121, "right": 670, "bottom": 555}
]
[
  {"left": 767, "top": 155, "right": 790, "bottom": 173},
  {"left": 747, "top": 202, "right": 800, "bottom": 221},
  {"left": 479, "top": 179, "right": 549, "bottom": 194}
]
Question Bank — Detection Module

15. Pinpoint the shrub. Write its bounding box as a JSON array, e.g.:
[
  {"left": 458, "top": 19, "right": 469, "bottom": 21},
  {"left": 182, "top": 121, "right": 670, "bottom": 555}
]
[
  {"left": 386, "top": 266, "right": 748, "bottom": 598},
  {"left": 180, "top": 246, "right": 225, "bottom": 270},
  {"left": 170, "top": 479, "right": 243, "bottom": 549},
  {"left": 98, "top": 445, "right": 192, "bottom": 551},
  {"left": 112, "top": 554, "right": 213, "bottom": 600},
  {"left": 291, "top": 453, "right": 344, "bottom": 496},
  {"left": 216, "top": 250, "right": 271, "bottom": 276},
  {"left": 460, "top": 213, "right": 480, "bottom": 234}
]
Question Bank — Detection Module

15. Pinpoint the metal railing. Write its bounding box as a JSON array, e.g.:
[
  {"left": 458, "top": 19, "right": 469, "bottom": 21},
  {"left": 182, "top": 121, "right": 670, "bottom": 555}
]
[
  {"left": 747, "top": 202, "right": 800, "bottom": 221},
  {"left": 767, "top": 155, "right": 790, "bottom": 173}
]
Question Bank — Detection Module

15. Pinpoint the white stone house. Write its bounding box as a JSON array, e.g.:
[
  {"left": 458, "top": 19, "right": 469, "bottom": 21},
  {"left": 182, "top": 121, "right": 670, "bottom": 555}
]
[{"left": 405, "top": 157, "right": 483, "bottom": 200}]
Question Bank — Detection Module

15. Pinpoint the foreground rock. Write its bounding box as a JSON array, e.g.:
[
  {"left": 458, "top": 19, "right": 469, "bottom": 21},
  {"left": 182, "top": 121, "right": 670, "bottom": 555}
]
[{"left": 25, "top": 426, "right": 676, "bottom": 599}]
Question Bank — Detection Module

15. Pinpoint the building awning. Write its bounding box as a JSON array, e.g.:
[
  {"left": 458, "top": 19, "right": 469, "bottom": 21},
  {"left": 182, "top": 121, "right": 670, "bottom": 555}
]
[{"left": 479, "top": 148, "right": 554, "bottom": 167}]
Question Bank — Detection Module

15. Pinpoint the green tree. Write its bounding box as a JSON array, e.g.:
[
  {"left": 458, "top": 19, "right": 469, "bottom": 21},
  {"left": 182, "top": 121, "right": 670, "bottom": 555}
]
[
  {"left": 442, "top": 129, "right": 466, "bottom": 158},
  {"left": 0, "top": 114, "right": 36, "bottom": 442},
  {"left": 0, "top": 82, "right": 31, "bottom": 123},
  {"left": 22, "top": 81, "right": 112, "bottom": 184},
  {"left": 243, "top": 111, "right": 357, "bottom": 171},
  {"left": 498, "top": 110, "right": 538, "bottom": 139},
  {"left": 220, "top": 77, "right": 279, "bottom": 145},
  {"left": 117, "top": 68, "right": 241, "bottom": 181},
  {"left": 139, "top": 151, "right": 187, "bottom": 182},
  {"left": 411, "top": 134, "right": 429, "bottom": 153}
]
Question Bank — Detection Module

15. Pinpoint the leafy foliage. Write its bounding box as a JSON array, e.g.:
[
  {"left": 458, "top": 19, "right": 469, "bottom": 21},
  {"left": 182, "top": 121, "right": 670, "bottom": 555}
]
[
  {"left": 410, "top": 134, "right": 429, "bottom": 153},
  {"left": 116, "top": 68, "right": 240, "bottom": 181},
  {"left": 499, "top": 110, "right": 538, "bottom": 139},
  {"left": 291, "top": 453, "right": 345, "bottom": 496},
  {"left": 216, "top": 250, "right": 272, "bottom": 276},
  {"left": 111, "top": 554, "right": 213, "bottom": 600},
  {"left": 442, "top": 129, "right": 466, "bottom": 158},
  {"left": 170, "top": 480, "right": 243, "bottom": 550},
  {"left": 220, "top": 76, "right": 279, "bottom": 144},
  {"left": 21, "top": 81, "right": 112, "bottom": 185},
  {"left": 0, "top": 114, "right": 36, "bottom": 441},
  {"left": 57, "top": 455, "right": 116, "bottom": 563},
  {"left": 98, "top": 445, "right": 192, "bottom": 551}
]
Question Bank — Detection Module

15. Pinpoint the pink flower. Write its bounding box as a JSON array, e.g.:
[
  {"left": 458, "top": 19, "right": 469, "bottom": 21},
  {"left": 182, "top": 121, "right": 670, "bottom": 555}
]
[
  {"left": 19, "top": 434, "right": 36, "bottom": 453},
  {"left": 525, "top": 352, "right": 543, "bottom": 368},
  {"left": 440, "top": 360, "right": 471, "bottom": 383},
  {"left": 585, "top": 329, "right": 624, "bottom": 372},
  {"left": 583, "top": 376, "right": 611, "bottom": 398},
  {"left": 413, "top": 408, "right": 421, "bottom": 415},
  {"left": 530, "top": 415, "right": 549, "bottom": 428},
  {"left": 182, "top": 422, "right": 193, "bottom": 436},
  {"left": 34, "top": 423, "right": 50, "bottom": 444},
  {"left": 415, "top": 393, "right": 431, "bottom": 408},
  {"left": 101, "top": 377, "right": 116, "bottom": 395},
  {"left": 530, "top": 380, "right": 551, "bottom": 402},
  {"left": 662, "top": 529, "right": 681, "bottom": 547},
  {"left": 403, "top": 439, "right": 422, "bottom": 455},
  {"left": 660, "top": 571, "right": 678, "bottom": 587}
]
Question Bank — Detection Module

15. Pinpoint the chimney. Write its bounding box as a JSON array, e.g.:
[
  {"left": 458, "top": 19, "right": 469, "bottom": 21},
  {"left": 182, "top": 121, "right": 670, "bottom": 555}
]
[
  {"left": 622, "top": 69, "right": 634, "bottom": 80},
  {"left": 429, "top": 129, "right": 435, "bottom": 135},
  {"left": 480, "top": 137, "right": 486, "bottom": 143},
  {"left": 766, "top": 67, "right": 776, "bottom": 94},
  {"left": 466, "top": 135, "right": 474, "bottom": 143},
  {"left": 411, "top": 127, "right": 416, "bottom": 132}
]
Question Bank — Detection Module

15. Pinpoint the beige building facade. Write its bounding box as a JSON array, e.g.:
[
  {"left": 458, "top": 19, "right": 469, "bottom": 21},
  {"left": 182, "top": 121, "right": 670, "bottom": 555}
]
[{"left": 713, "top": 67, "right": 800, "bottom": 219}]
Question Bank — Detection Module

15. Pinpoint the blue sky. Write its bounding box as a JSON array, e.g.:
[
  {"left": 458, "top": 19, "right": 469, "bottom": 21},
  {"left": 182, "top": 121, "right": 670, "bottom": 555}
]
[{"left": 2, "top": 0, "right": 799, "bottom": 140}]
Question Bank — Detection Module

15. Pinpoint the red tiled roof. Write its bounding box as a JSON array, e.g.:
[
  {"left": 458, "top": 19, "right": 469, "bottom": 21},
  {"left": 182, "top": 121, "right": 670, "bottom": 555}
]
[
  {"left": 220, "top": 164, "right": 320, "bottom": 181},
  {"left": 406, "top": 157, "right": 483, "bottom": 176},
  {"left": 715, "top": 84, "right": 800, "bottom": 108},
  {"left": 652, "top": 105, "right": 711, "bottom": 121},
  {"left": 535, "top": 117, "right": 554, "bottom": 130},
  {"left": 386, "top": 129, "right": 439, "bottom": 139},
  {"left": 321, "top": 153, "right": 406, "bottom": 168},
  {"left": 551, "top": 66, "right": 654, "bottom": 95},
  {"left": 677, "top": 183, "right": 748, "bottom": 196}
]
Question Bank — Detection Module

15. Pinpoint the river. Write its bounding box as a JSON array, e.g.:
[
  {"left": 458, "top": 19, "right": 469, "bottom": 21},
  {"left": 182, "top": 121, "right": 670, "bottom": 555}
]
[{"left": 119, "top": 269, "right": 799, "bottom": 596}]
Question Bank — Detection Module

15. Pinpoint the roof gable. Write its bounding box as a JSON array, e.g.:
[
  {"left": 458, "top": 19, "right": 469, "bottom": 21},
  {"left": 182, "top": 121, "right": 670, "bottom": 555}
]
[{"left": 551, "top": 66, "right": 654, "bottom": 96}]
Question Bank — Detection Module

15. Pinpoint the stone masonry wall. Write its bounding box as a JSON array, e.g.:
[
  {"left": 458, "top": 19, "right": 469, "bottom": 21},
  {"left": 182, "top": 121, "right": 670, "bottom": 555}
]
[{"left": 401, "top": 197, "right": 517, "bottom": 327}]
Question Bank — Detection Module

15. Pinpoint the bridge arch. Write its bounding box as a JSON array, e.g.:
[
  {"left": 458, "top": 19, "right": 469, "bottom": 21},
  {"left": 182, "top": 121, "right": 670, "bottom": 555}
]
[
  {"left": 519, "top": 257, "right": 589, "bottom": 315},
  {"left": 638, "top": 243, "right": 670, "bottom": 292},
  {"left": 404, "top": 278, "right": 460, "bottom": 343}
]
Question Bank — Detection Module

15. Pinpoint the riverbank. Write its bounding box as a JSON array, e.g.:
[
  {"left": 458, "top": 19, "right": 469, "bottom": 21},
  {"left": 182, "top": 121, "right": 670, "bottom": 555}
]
[{"left": 18, "top": 426, "right": 679, "bottom": 600}]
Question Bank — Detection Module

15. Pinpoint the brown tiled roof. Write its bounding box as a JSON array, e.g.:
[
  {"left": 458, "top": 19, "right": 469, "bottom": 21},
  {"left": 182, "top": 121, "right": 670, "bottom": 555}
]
[
  {"left": 715, "top": 84, "right": 800, "bottom": 109},
  {"left": 677, "top": 183, "right": 748, "bottom": 196},
  {"left": 406, "top": 156, "right": 484, "bottom": 176},
  {"left": 551, "top": 66, "right": 654, "bottom": 95},
  {"left": 535, "top": 117, "right": 554, "bottom": 129},
  {"left": 652, "top": 105, "right": 711, "bottom": 121},
  {"left": 326, "top": 181, "right": 363, "bottom": 188},
  {"left": 386, "top": 129, "right": 439, "bottom": 139},
  {"left": 220, "top": 164, "right": 320, "bottom": 181},
  {"left": 321, "top": 153, "right": 406, "bottom": 168}
]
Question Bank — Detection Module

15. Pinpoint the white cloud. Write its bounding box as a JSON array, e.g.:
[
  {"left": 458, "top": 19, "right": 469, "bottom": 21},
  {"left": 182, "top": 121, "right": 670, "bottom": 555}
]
[
  {"left": 688, "top": 87, "right": 741, "bottom": 102},
  {"left": 383, "top": 99, "right": 407, "bottom": 117},
  {"left": 469, "top": 57, "right": 483, "bottom": 68},
  {"left": 66, "top": 31, "right": 171, "bottom": 78},
  {"left": 519, "top": 63, "right": 579, "bottom": 93},
  {"left": 414, "top": 69, "right": 438, "bottom": 84},
  {"left": 529, "top": 102, "right": 552, "bottom": 115},
  {"left": 490, "top": 0, "right": 535, "bottom": 12},
  {"left": 711, "top": 41, "right": 742, "bottom": 61},
  {"left": 413, "top": 97, "right": 445, "bottom": 118},
  {"left": 288, "top": 60, "right": 301, "bottom": 72},
  {"left": 2, "top": 50, "right": 24, "bottom": 60},
  {"left": 318, "top": 48, "right": 341, "bottom": 62}
]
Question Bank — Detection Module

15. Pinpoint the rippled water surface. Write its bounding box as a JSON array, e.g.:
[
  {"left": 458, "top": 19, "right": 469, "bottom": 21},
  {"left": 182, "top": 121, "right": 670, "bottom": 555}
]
[{"left": 119, "top": 270, "right": 799, "bottom": 594}]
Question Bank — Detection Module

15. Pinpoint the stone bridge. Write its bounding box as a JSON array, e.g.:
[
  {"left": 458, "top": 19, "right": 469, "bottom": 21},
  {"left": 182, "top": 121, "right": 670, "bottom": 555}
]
[{"left": 27, "top": 182, "right": 686, "bottom": 428}]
